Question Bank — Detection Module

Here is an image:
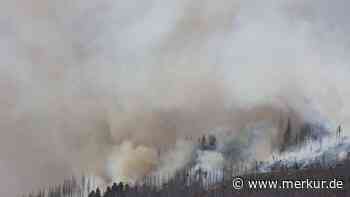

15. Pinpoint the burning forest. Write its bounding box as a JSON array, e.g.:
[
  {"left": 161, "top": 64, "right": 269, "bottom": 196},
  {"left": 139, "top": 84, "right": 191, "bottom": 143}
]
[{"left": 1, "top": 0, "right": 350, "bottom": 196}]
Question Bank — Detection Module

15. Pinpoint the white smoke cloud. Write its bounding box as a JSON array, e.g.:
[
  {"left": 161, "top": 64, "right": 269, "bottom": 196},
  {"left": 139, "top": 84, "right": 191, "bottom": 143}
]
[
  {"left": 107, "top": 141, "right": 159, "bottom": 183},
  {"left": 1, "top": 0, "right": 350, "bottom": 195},
  {"left": 195, "top": 151, "right": 225, "bottom": 172},
  {"left": 154, "top": 139, "right": 195, "bottom": 181}
]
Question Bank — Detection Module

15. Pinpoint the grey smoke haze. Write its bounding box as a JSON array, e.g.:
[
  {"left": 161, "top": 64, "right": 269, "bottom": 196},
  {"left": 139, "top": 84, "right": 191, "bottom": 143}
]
[{"left": 1, "top": 0, "right": 350, "bottom": 195}]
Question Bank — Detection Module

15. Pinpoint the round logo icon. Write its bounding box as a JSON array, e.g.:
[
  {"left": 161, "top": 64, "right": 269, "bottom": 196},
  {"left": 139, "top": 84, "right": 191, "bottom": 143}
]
[{"left": 232, "top": 177, "right": 244, "bottom": 190}]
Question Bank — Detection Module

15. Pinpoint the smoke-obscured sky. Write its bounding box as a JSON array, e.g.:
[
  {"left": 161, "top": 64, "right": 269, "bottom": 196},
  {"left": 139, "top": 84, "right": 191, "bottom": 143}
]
[{"left": 1, "top": 0, "right": 350, "bottom": 196}]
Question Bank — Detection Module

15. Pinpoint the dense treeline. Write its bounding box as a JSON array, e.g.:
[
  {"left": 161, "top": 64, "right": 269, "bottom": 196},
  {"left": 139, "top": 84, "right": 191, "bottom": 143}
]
[
  {"left": 24, "top": 130, "right": 349, "bottom": 197},
  {"left": 25, "top": 157, "right": 350, "bottom": 197}
]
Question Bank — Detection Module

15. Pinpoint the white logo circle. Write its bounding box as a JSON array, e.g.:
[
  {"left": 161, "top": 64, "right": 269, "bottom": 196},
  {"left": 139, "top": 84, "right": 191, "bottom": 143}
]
[{"left": 232, "top": 177, "right": 244, "bottom": 190}]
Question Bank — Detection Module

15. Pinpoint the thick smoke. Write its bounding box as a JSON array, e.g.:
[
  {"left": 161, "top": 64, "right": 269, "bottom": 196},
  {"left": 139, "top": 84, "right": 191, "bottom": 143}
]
[
  {"left": 1, "top": 0, "right": 350, "bottom": 195},
  {"left": 107, "top": 141, "right": 159, "bottom": 183}
]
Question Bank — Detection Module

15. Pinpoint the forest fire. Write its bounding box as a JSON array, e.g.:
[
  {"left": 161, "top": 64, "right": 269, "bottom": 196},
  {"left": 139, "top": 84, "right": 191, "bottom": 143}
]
[{"left": 1, "top": 0, "right": 350, "bottom": 197}]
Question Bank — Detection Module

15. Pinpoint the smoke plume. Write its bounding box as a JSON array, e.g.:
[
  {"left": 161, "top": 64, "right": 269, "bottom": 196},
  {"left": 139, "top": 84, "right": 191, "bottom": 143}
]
[{"left": 1, "top": 0, "right": 350, "bottom": 195}]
